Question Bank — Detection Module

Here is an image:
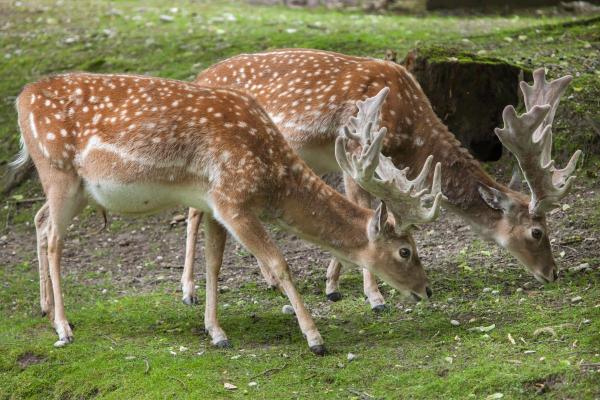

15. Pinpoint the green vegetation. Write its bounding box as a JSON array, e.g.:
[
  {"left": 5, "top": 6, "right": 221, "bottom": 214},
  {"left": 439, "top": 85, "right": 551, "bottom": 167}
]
[
  {"left": 0, "top": 1, "right": 598, "bottom": 399},
  {"left": 1, "top": 251, "right": 599, "bottom": 399}
]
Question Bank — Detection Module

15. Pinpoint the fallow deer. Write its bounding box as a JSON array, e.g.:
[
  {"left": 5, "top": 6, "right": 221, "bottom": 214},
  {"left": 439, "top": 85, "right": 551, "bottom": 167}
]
[
  {"left": 14, "top": 73, "right": 440, "bottom": 353},
  {"left": 182, "top": 49, "right": 581, "bottom": 310}
]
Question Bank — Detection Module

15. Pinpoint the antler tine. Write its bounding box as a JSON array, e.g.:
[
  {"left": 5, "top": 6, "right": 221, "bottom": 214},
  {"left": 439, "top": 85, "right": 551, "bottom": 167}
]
[
  {"left": 495, "top": 69, "right": 582, "bottom": 214},
  {"left": 345, "top": 87, "right": 390, "bottom": 147},
  {"left": 376, "top": 154, "right": 443, "bottom": 228},
  {"left": 335, "top": 126, "right": 387, "bottom": 188},
  {"left": 336, "top": 87, "right": 443, "bottom": 231},
  {"left": 521, "top": 68, "right": 573, "bottom": 136}
]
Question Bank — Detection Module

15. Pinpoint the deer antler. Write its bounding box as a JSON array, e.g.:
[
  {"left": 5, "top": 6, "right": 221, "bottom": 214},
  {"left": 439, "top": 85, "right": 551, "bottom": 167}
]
[
  {"left": 335, "top": 87, "right": 443, "bottom": 230},
  {"left": 494, "top": 68, "right": 582, "bottom": 214}
]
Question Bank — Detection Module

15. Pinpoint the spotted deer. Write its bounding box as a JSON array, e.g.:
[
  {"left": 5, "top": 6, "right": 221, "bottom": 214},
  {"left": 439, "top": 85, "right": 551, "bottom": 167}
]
[
  {"left": 14, "top": 73, "right": 441, "bottom": 353},
  {"left": 181, "top": 49, "right": 581, "bottom": 310}
]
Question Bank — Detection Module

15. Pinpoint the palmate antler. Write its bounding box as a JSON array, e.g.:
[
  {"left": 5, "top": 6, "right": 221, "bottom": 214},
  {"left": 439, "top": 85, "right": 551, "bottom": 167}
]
[
  {"left": 494, "top": 68, "right": 582, "bottom": 215},
  {"left": 335, "top": 87, "right": 443, "bottom": 231}
]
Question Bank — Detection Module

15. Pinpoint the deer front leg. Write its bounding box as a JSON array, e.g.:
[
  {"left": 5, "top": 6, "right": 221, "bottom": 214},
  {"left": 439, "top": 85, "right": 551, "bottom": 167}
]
[
  {"left": 203, "top": 214, "right": 230, "bottom": 347},
  {"left": 217, "top": 207, "right": 325, "bottom": 355},
  {"left": 41, "top": 173, "right": 87, "bottom": 347},
  {"left": 325, "top": 259, "right": 343, "bottom": 301},
  {"left": 35, "top": 203, "right": 54, "bottom": 318},
  {"left": 182, "top": 208, "right": 203, "bottom": 306},
  {"left": 344, "top": 174, "right": 386, "bottom": 311}
]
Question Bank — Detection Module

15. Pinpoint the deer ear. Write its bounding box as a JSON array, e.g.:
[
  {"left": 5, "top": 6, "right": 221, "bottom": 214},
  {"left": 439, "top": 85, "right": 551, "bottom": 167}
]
[
  {"left": 368, "top": 201, "right": 390, "bottom": 239},
  {"left": 478, "top": 184, "right": 513, "bottom": 212}
]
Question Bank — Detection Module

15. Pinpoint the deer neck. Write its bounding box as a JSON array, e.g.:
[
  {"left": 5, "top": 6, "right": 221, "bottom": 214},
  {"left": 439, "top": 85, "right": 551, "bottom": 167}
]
[
  {"left": 276, "top": 163, "right": 371, "bottom": 263},
  {"left": 392, "top": 112, "right": 508, "bottom": 237}
]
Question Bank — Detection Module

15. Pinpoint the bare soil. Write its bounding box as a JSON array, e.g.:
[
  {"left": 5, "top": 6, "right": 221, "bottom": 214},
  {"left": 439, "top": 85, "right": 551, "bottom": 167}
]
[{"left": 1, "top": 170, "right": 598, "bottom": 299}]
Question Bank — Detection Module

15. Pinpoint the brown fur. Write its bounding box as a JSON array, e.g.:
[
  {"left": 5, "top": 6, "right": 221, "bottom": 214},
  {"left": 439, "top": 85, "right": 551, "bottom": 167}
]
[
  {"left": 17, "top": 72, "right": 430, "bottom": 351},
  {"left": 192, "top": 48, "right": 560, "bottom": 288}
]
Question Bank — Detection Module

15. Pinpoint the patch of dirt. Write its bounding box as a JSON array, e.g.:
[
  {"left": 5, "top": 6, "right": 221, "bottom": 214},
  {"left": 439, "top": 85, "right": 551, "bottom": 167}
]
[
  {"left": 16, "top": 351, "right": 46, "bottom": 369},
  {"left": 0, "top": 172, "right": 598, "bottom": 309},
  {"left": 524, "top": 373, "right": 566, "bottom": 395}
]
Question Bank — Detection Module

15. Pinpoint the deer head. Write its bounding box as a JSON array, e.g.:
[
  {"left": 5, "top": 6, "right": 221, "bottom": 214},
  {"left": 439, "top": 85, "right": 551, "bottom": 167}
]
[
  {"left": 335, "top": 87, "right": 442, "bottom": 300},
  {"left": 478, "top": 68, "right": 582, "bottom": 283}
]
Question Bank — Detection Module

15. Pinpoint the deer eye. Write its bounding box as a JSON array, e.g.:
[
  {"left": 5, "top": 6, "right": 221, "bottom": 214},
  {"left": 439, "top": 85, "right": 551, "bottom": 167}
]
[
  {"left": 531, "top": 228, "right": 543, "bottom": 240},
  {"left": 399, "top": 248, "right": 411, "bottom": 258}
]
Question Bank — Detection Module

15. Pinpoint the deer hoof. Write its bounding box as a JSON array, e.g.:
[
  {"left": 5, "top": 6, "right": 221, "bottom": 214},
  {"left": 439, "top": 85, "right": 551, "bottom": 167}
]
[
  {"left": 182, "top": 296, "right": 199, "bottom": 306},
  {"left": 371, "top": 304, "right": 388, "bottom": 313},
  {"left": 214, "top": 339, "right": 231, "bottom": 349},
  {"left": 326, "top": 292, "right": 342, "bottom": 302},
  {"left": 309, "top": 344, "right": 327, "bottom": 356},
  {"left": 54, "top": 336, "right": 73, "bottom": 348}
]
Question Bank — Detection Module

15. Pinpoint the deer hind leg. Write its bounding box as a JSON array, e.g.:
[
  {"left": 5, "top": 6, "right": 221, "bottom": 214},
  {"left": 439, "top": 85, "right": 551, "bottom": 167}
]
[
  {"left": 345, "top": 174, "right": 386, "bottom": 311},
  {"left": 41, "top": 172, "right": 87, "bottom": 346},
  {"left": 203, "top": 214, "right": 229, "bottom": 347},
  {"left": 35, "top": 202, "right": 53, "bottom": 318},
  {"left": 257, "top": 259, "right": 281, "bottom": 291},
  {"left": 216, "top": 206, "right": 325, "bottom": 355},
  {"left": 182, "top": 208, "right": 203, "bottom": 306}
]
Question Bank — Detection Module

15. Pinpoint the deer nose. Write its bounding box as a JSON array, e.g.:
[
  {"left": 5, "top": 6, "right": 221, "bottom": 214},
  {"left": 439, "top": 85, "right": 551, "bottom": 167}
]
[{"left": 426, "top": 286, "right": 433, "bottom": 299}]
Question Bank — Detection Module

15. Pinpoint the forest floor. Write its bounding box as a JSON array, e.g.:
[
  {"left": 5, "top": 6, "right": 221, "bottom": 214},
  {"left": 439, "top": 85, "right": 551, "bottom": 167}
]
[{"left": 0, "top": 1, "right": 599, "bottom": 399}]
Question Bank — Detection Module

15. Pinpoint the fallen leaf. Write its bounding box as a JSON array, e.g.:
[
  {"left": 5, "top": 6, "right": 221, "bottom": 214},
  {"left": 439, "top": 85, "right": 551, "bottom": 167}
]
[
  {"left": 507, "top": 333, "right": 516, "bottom": 345},
  {"left": 469, "top": 324, "right": 496, "bottom": 333}
]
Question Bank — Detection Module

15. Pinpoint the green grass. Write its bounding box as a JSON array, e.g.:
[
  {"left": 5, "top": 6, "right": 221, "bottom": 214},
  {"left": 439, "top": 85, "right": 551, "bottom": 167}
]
[
  {"left": 1, "top": 258, "right": 599, "bottom": 399},
  {"left": 0, "top": 0, "right": 575, "bottom": 166},
  {"left": 1, "top": 1, "right": 599, "bottom": 399}
]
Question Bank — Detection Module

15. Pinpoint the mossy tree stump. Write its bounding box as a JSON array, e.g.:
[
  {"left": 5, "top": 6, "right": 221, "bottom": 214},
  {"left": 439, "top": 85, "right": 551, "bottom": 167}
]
[{"left": 403, "top": 48, "right": 532, "bottom": 161}]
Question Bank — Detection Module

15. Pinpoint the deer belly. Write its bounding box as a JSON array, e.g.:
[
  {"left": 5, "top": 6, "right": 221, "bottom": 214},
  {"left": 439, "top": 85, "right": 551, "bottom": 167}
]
[
  {"left": 84, "top": 180, "right": 209, "bottom": 215},
  {"left": 296, "top": 142, "right": 339, "bottom": 175}
]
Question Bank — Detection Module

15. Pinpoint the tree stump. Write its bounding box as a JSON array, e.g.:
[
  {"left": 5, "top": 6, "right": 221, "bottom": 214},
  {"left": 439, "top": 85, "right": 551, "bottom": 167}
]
[{"left": 403, "top": 48, "right": 532, "bottom": 161}]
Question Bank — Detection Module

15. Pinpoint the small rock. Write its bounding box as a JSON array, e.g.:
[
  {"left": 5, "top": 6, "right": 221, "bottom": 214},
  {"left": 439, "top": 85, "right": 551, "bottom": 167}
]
[
  {"left": 170, "top": 214, "right": 186, "bottom": 224},
  {"left": 125, "top": 356, "right": 136, "bottom": 360},
  {"left": 583, "top": 319, "right": 591, "bottom": 324},
  {"left": 285, "top": 28, "right": 297, "bottom": 34},
  {"left": 486, "top": 393, "right": 503, "bottom": 400},
  {"left": 491, "top": 290, "right": 500, "bottom": 295},
  {"left": 483, "top": 287, "right": 492, "bottom": 293},
  {"left": 248, "top": 381, "right": 257, "bottom": 387},
  {"left": 224, "top": 382, "right": 237, "bottom": 390},
  {"left": 404, "top": 308, "right": 413, "bottom": 314},
  {"left": 571, "top": 296, "right": 583, "bottom": 303},
  {"left": 524, "top": 350, "right": 536, "bottom": 354},
  {"left": 516, "top": 288, "right": 523, "bottom": 293},
  {"left": 179, "top": 346, "right": 188, "bottom": 352},
  {"left": 159, "top": 15, "right": 174, "bottom": 22},
  {"left": 444, "top": 356, "right": 453, "bottom": 364},
  {"left": 347, "top": 352, "right": 357, "bottom": 362},
  {"left": 450, "top": 320, "right": 460, "bottom": 326},
  {"left": 281, "top": 305, "right": 295, "bottom": 315}
]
